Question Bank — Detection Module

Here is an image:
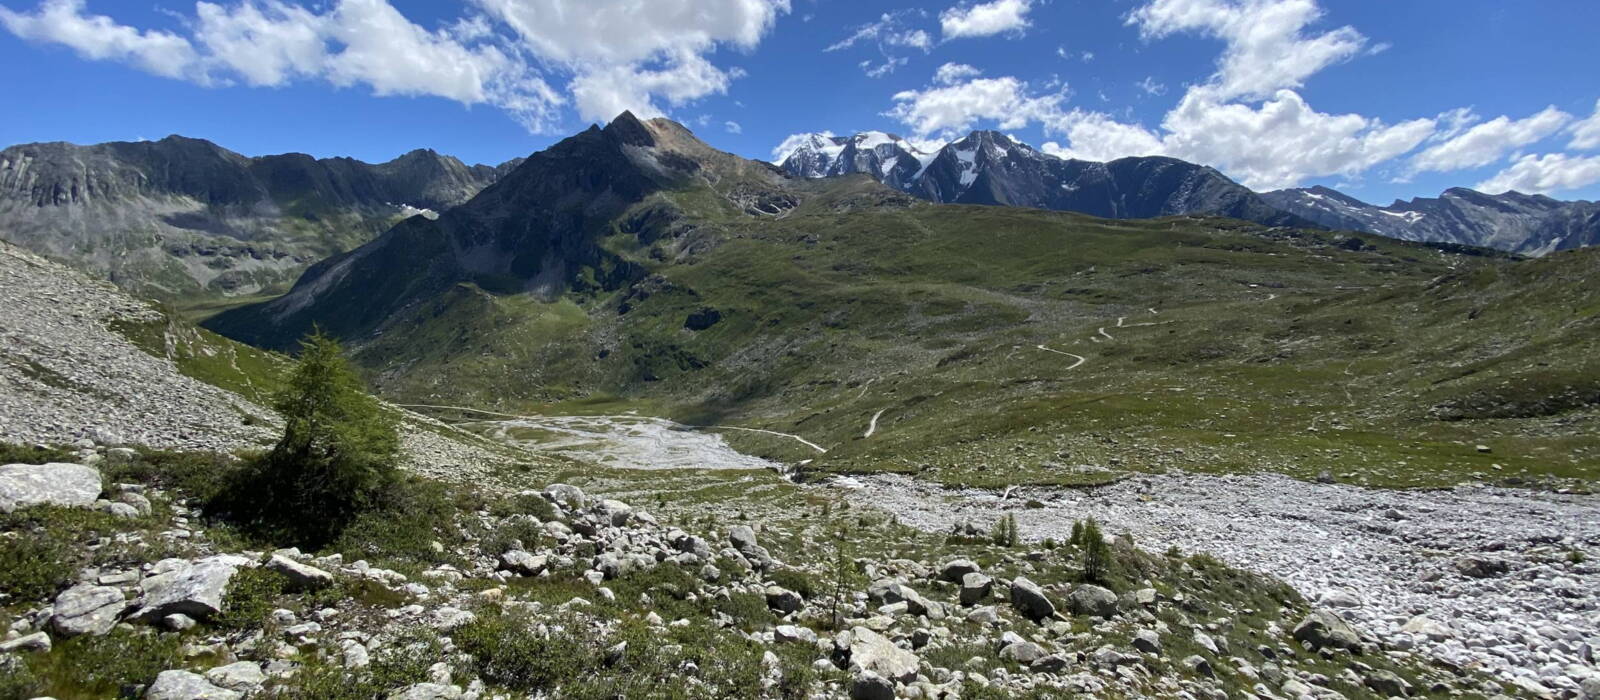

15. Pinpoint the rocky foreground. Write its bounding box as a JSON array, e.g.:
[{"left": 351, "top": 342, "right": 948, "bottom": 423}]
[
  {"left": 847, "top": 473, "right": 1600, "bottom": 698},
  {"left": 2, "top": 445, "right": 1529, "bottom": 699}
]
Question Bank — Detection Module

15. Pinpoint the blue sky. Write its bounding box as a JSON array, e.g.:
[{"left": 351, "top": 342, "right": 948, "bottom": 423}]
[{"left": 3, "top": 0, "right": 1599, "bottom": 204}]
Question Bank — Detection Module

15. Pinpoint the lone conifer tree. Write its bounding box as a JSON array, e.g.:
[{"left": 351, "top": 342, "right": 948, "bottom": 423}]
[{"left": 219, "top": 329, "right": 398, "bottom": 545}]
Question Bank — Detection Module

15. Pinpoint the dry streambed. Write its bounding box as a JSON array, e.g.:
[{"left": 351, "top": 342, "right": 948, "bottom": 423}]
[{"left": 841, "top": 472, "right": 1600, "bottom": 697}]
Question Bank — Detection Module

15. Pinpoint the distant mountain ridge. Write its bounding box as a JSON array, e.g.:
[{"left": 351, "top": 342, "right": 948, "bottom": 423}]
[
  {"left": 778, "top": 129, "right": 1314, "bottom": 229},
  {"left": 1261, "top": 185, "right": 1600, "bottom": 255},
  {"left": 0, "top": 135, "right": 521, "bottom": 299}
]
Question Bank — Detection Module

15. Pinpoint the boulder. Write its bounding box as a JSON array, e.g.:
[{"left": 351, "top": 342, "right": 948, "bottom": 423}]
[
  {"left": 497, "top": 550, "right": 548, "bottom": 577},
  {"left": 846, "top": 627, "right": 920, "bottom": 683},
  {"left": 850, "top": 671, "right": 897, "bottom": 700},
  {"left": 1132, "top": 630, "right": 1162, "bottom": 655},
  {"left": 50, "top": 583, "right": 127, "bottom": 636},
  {"left": 1182, "top": 655, "right": 1214, "bottom": 678},
  {"left": 543, "top": 484, "right": 586, "bottom": 510},
  {"left": 1364, "top": 669, "right": 1412, "bottom": 696},
  {"left": 0, "top": 462, "right": 101, "bottom": 513},
  {"left": 204, "top": 662, "right": 267, "bottom": 692},
  {"left": 729, "top": 524, "right": 776, "bottom": 570},
  {"left": 1000, "top": 639, "right": 1048, "bottom": 665},
  {"left": 390, "top": 683, "right": 463, "bottom": 700},
  {"left": 1009, "top": 576, "right": 1056, "bottom": 621},
  {"left": 775, "top": 624, "right": 817, "bottom": 645},
  {"left": 1067, "top": 584, "right": 1118, "bottom": 618},
  {"left": 147, "top": 670, "right": 242, "bottom": 700},
  {"left": 939, "top": 559, "right": 981, "bottom": 582},
  {"left": 1031, "top": 654, "right": 1070, "bottom": 673},
  {"left": 1400, "top": 614, "right": 1452, "bottom": 642},
  {"left": 0, "top": 632, "right": 50, "bottom": 653},
  {"left": 595, "top": 499, "right": 633, "bottom": 526},
  {"left": 136, "top": 555, "right": 249, "bottom": 621},
  {"left": 960, "top": 573, "right": 992, "bottom": 607},
  {"left": 1292, "top": 610, "right": 1363, "bottom": 652},
  {"left": 765, "top": 585, "right": 804, "bottom": 615},
  {"left": 265, "top": 555, "right": 333, "bottom": 591}
]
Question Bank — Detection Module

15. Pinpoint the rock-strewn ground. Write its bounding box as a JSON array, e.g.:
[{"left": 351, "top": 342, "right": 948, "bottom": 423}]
[
  {"left": 847, "top": 472, "right": 1600, "bottom": 697},
  {"left": 0, "top": 243, "right": 275, "bottom": 451}
]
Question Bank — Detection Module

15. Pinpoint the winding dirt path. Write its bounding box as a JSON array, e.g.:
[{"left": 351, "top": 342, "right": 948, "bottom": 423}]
[
  {"left": 864, "top": 408, "right": 887, "bottom": 438},
  {"left": 1034, "top": 345, "right": 1087, "bottom": 369},
  {"left": 396, "top": 404, "right": 829, "bottom": 454}
]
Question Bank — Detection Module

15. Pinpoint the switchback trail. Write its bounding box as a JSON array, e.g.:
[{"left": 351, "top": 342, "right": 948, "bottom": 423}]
[{"left": 1034, "top": 345, "right": 1087, "bottom": 369}]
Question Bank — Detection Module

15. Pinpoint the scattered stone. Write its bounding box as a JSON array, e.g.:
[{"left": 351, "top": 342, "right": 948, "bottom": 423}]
[
  {"left": 265, "top": 554, "right": 333, "bottom": 591},
  {"left": 960, "top": 573, "right": 992, "bottom": 607},
  {"left": 1009, "top": 576, "right": 1055, "bottom": 621},
  {"left": 850, "top": 670, "right": 897, "bottom": 700},
  {"left": 204, "top": 662, "right": 267, "bottom": 692},
  {"left": 775, "top": 624, "right": 817, "bottom": 645},
  {"left": 1454, "top": 556, "right": 1511, "bottom": 579},
  {"left": 939, "top": 559, "right": 981, "bottom": 582},
  {"left": 136, "top": 555, "right": 249, "bottom": 621},
  {"left": 0, "top": 462, "right": 101, "bottom": 513},
  {"left": 497, "top": 550, "right": 548, "bottom": 577},
  {"left": 543, "top": 484, "right": 586, "bottom": 510},
  {"left": 1133, "top": 630, "right": 1162, "bottom": 655},
  {"left": 0, "top": 632, "right": 51, "bottom": 653},
  {"left": 1364, "top": 669, "right": 1412, "bottom": 696},
  {"left": 1067, "top": 584, "right": 1118, "bottom": 618},
  {"left": 846, "top": 627, "right": 920, "bottom": 683},
  {"left": 1292, "top": 610, "right": 1362, "bottom": 652},
  {"left": 147, "top": 670, "right": 241, "bottom": 700},
  {"left": 766, "top": 586, "right": 804, "bottom": 615},
  {"left": 49, "top": 583, "right": 126, "bottom": 636},
  {"left": 1400, "top": 614, "right": 1452, "bottom": 642},
  {"left": 390, "top": 683, "right": 463, "bottom": 700},
  {"left": 1182, "top": 655, "right": 1214, "bottom": 678}
]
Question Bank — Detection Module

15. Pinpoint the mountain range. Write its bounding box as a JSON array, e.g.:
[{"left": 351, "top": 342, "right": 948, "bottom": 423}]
[
  {"left": 0, "top": 135, "right": 521, "bottom": 300},
  {"left": 777, "top": 130, "right": 1312, "bottom": 229},
  {"left": 1262, "top": 186, "right": 1600, "bottom": 255},
  {"left": 779, "top": 130, "right": 1600, "bottom": 255}
]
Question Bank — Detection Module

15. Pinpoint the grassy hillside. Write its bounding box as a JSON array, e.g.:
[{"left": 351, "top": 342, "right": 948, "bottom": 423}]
[{"left": 279, "top": 171, "right": 1598, "bottom": 491}]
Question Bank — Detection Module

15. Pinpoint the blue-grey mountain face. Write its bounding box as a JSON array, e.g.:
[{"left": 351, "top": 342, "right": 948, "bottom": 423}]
[
  {"left": 780, "top": 130, "right": 1311, "bottom": 228},
  {"left": 0, "top": 135, "right": 519, "bottom": 298},
  {"left": 1262, "top": 186, "right": 1600, "bottom": 255}
]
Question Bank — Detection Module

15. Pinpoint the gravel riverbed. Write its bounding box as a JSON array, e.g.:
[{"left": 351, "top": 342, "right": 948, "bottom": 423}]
[{"left": 843, "top": 472, "right": 1600, "bottom": 696}]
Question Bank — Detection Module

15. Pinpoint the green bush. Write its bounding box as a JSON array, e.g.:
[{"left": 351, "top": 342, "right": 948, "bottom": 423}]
[
  {"left": 992, "top": 513, "right": 1019, "bottom": 548},
  {"left": 211, "top": 331, "right": 399, "bottom": 547},
  {"left": 103, "top": 449, "right": 241, "bottom": 503},
  {"left": 276, "top": 628, "right": 441, "bottom": 699},
  {"left": 456, "top": 609, "right": 593, "bottom": 691},
  {"left": 0, "top": 443, "right": 73, "bottom": 465},
  {"left": 767, "top": 567, "right": 818, "bottom": 599},
  {"left": 0, "top": 655, "right": 40, "bottom": 700},
  {"left": 335, "top": 477, "right": 466, "bottom": 567},
  {"left": 215, "top": 567, "right": 289, "bottom": 632},
  {"left": 20, "top": 628, "right": 181, "bottom": 699},
  {"left": 0, "top": 507, "right": 124, "bottom": 602}
]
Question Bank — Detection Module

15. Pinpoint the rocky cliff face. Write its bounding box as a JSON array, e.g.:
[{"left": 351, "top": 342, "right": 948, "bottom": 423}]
[
  {"left": 781, "top": 130, "right": 1311, "bottom": 228},
  {"left": 1262, "top": 185, "right": 1600, "bottom": 254},
  {"left": 0, "top": 135, "right": 517, "bottom": 299}
]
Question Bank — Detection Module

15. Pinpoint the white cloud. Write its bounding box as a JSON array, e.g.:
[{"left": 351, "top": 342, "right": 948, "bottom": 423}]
[
  {"left": 863, "top": 56, "right": 909, "bottom": 78},
  {"left": 1475, "top": 152, "right": 1600, "bottom": 194},
  {"left": 940, "top": 0, "right": 1031, "bottom": 39},
  {"left": 886, "top": 74, "right": 1064, "bottom": 139},
  {"left": 1410, "top": 106, "right": 1572, "bottom": 173},
  {"left": 0, "top": 0, "right": 787, "bottom": 131},
  {"left": 933, "top": 62, "right": 982, "bottom": 85},
  {"left": 1570, "top": 99, "right": 1600, "bottom": 150},
  {"left": 1159, "top": 88, "right": 1435, "bottom": 190},
  {"left": 825, "top": 10, "right": 930, "bottom": 78},
  {"left": 1135, "top": 76, "right": 1166, "bottom": 96},
  {"left": 0, "top": 0, "right": 199, "bottom": 79},
  {"left": 1040, "top": 111, "right": 1167, "bottom": 162},
  {"left": 1127, "top": 0, "right": 1365, "bottom": 101},
  {"left": 724, "top": 120, "right": 742, "bottom": 134}
]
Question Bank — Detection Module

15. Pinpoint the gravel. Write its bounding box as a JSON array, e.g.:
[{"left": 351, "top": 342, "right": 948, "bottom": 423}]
[{"left": 844, "top": 472, "right": 1600, "bottom": 695}]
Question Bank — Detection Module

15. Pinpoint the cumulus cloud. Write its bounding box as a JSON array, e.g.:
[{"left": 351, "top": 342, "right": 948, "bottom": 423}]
[
  {"left": 1410, "top": 106, "right": 1572, "bottom": 173},
  {"left": 1127, "top": 0, "right": 1364, "bottom": 101},
  {"left": 724, "top": 120, "right": 742, "bottom": 134},
  {"left": 1475, "top": 153, "right": 1600, "bottom": 195},
  {"left": 940, "top": 0, "right": 1031, "bottom": 39},
  {"left": 1570, "top": 99, "right": 1600, "bottom": 150},
  {"left": 0, "top": 0, "right": 199, "bottom": 79},
  {"left": 933, "top": 62, "right": 982, "bottom": 85},
  {"left": 1040, "top": 111, "right": 1167, "bottom": 162},
  {"left": 1160, "top": 88, "right": 1434, "bottom": 189},
  {"left": 885, "top": 73, "right": 1064, "bottom": 139},
  {"left": 0, "top": 0, "right": 788, "bottom": 131}
]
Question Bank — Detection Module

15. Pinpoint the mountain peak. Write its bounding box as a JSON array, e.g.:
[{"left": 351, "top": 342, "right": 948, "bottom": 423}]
[{"left": 603, "top": 110, "right": 656, "bottom": 147}]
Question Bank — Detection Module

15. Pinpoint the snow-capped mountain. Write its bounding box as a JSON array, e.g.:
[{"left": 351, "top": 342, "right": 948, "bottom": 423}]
[
  {"left": 1262, "top": 186, "right": 1600, "bottom": 255},
  {"left": 780, "top": 130, "right": 1309, "bottom": 228},
  {"left": 776, "top": 131, "right": 935, "bottom": 191}
]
